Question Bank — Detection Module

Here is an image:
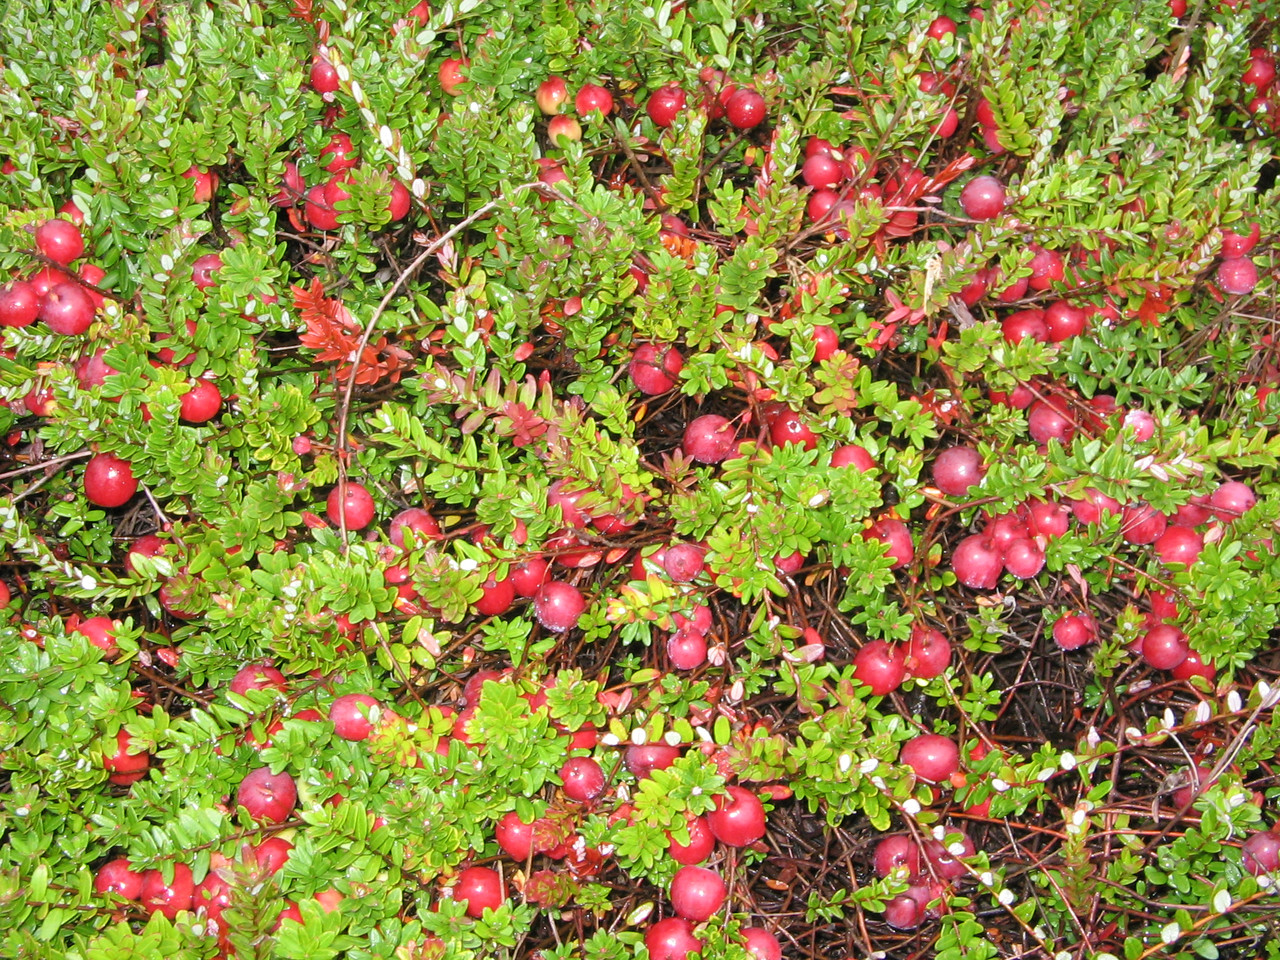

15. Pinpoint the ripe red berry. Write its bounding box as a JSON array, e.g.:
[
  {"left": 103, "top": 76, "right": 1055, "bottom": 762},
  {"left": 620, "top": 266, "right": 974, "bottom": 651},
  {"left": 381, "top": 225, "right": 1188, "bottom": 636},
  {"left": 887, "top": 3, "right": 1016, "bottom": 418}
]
[
  {"left": 439, "top": 57, "right": 469, "bottom": 96},
  {"left": 179, "top": 378, "right": 222, "bottom": 424},
  {"left": 0, "top": 280, "right": 40, "bottom": 327},
  {"left": 534, "top": 580, "right": 586, "bottom": 633},
  {"left": 575, "top": 83, "right": 614, "bottom": 117},
  {"left": 725, "top": 88, "right": 766, "bottom": 129},
  {"left": 646, "top": 918, "right": 703, "bottom": 960},
  {"left": 669, "top": 865, "right": 727, "bottom": 921},
  {"left": 84, "top": 453, "right": 139, "bottom": 508},
  {"left": 1140, "top": 624, "right": 1190, "bottom": 671},
  {"left": 319, "top": 132, "right": 359, "bottom": 173},
  {"left": 852, "top": 639, "right": 906, "bottom": 695},
  {"left": 707, "top": 785, "right": 766, "bottom": 846},
  {"left": 629, "top": 343, "right": 684, "bottom": 394},
  {"left": 310, "top": 56, "right": 340, "bottom": 93},
  {"left": 952, "top": 534, "right": 1002, "bottom": 589},
  {"left": 904, "top": 624, "right": 951, "bottom": 679},
  {"left": 39, "top": 282, "right": 96, "bottom": 335},
  {"left": 1053, "top": 613, "right": 1097, "bottom": 651},
  {"left": 330, "top": 693, "right": 385, "bottom": 740},
  {"left": 35, "top": 219, "right": 85, "bottom": 264},
  {"left": 95, "top": 858, "right": 144, "bottom": 900},
  {"left": 536, "top": 76, "right": 569, "bottom": 114},
  {"left": 453, "top": 866, "right": 505, "bottom": 917},
  {"left": 559, "top": 756, "right": 606, "bottom": 802},
  {"left": 900, "top": 732, "right": 960, "bottom": 783},
  {"left": 683, "top": 414, "right": 737, "bottom": 463},
  {"left": 932, "top": 445, "right": 984, "bottom": 497},
  {"left": 141, "top": 864, "right": 194, "bottom": 920},
  {"left": 647, "top": 84, "right": 687, "bottom": 127},
  {"left": 959, "top": 175, "right": 1005, "bottom": 220},
  {"left": 327, "top": 482, "right": 376, "bottom": 529},
  {"left": 1217, "top": 257, "right": 1258, "bottom": 295}
]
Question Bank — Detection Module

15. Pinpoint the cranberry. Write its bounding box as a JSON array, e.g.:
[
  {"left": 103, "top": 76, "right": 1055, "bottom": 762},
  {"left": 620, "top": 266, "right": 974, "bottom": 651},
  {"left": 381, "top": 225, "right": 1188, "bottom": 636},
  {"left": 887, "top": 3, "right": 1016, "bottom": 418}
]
[
  {"left": 864, "top": 518, "right": 914, "bottom": 569},
  {"left": 438, "top": 57, "right": 469, "bottom": 96},
  {"left": 35, "top": 219, "right": 85, "bottom": 264},
  {"left": 1070, "top": 487, "right": 1121, "bottom": 525},
  {"left": 645, "top": 918, "right": 703, "bottom": 960},
  {"left": 1027, "top": 398, "right": 1076, "bottom": 445},
  {"left": 560, "top": 756, "right": 606, "bottom": 802},
  {"left": 669, "top": 865, "right": 727, "bottom": 921},
  {"left": 95, "top": 858, "right": 144, "bottom": 900},
  {"left": 831, "top": 443, "right": 876, "bottom": 471},
  {"left": 1121, "top": 502, "right": 1167, "bottom": 545},
  {"left": 1044, "top": 300, "right": 1087, "bottom": 341},
  {"left": 1053, "top": 613, "right": 1097, "bottom": 651},
  {"left": 741, "top": 927, "right": 782, "bottom": 960},
  {"left": 959, "top": 175, "right": 1005, "bottom": 220},
  {"left": 952, "top": 535, "right": 1003, "bottom": 589},
  {"left": 84, "top": 453, "right": 138, "bottom": 508},
  {"left": 629, "top": 343, "right": 684, "bottom": 394},
  {"left": 668, "top": 815, "right": 716, "bottom": 865},
  {"left": 1154, "top": 525, "right": 1204, "bottom": 567},
  {"left": 904, "top": 624, "right": 951, "bottom": 679},
  {"left": 330, "top": 693, "right": 384, "bottom": 740},
  {"left": 140, "top": 864, "right": 194, "bottom": 920},
  {"left": 179, "top": 378, "right": 222, "bottom": 424},
  {"left": 575, "top": 83, "right": 614, "bottom": 116},
  {"left": 647, "top": 84, "right": 687, "bottom": 127},
  {"left": 1242, "top": 831, "right": 1280, "bottom": 876},
  {"left": 39, "top": 282, "right": 96, "bottom": 335},
  {"left": 237, "top": 766, "right": 297, "bottom": 823},
  {"left": 496, "top": 810, "right": 536, "bottom": 861},
  {"left": 388, "top": 507, "right": 441, "bottom": 547},
  {"left": 667, "top": 629, "right": 708, "bottom": 670},
  {"left": 725, "top": 88, "right": 766, "bottom": 129},
  {"left": 873, "top": 834, "right": 922, "bottom": 877},
  {"left": 1027, "top": 245, "right": 1065, "bottom": 291},
  {"left": 253, "top": 837, "right": 294, "bottom": 875},
  {"left": 801, "top": 153, "right": 845, "bottom": 189},
  {"left": 932, "top": 445, "right": 984, "bottom": 496},
  {"left": 453, "top": 865, "right": 505, "bottom": 917},
  {"left": 883, "top": 891, "right": 926, "bottom": 929},
  {"left": 0, "top": 280, "right": 40, "bottom": 327},
  {"left": 104, "top": 728, "right": 148, "bottom": 784},
  {"left": 475, "top": 575, "right": 516, "bottom": 616},
  {"left": 534, "top": 580, "right": 586, "bottom": 633},
  {"left": 1140, "top": 624, "right": 1190, "bottom": 671},
  {"left": 707, "top": 785, "right": 766, "bottom": 846},
  {"left": 625, "top": 743, "right": 681, "bottom": 778},
  {"left": 191, "top": 253, "right": 223, "bottom": 290},
  {"left": 305, "top": 183, "right": 339, "bottom": 230},
  {"left": 923, "top": 831, "right": 975, "bottom": 879},
  {"left": 900, "top": 732, "right": 960, "bottom": 783},
  {"left": 1209, "top": 480, "right": 1256, "bottom": 520},
  {"left": 852, "top": 639, "right": 906, "bottom": 695},
  {"left": 319, "top": 132, "right": 359, "bottom": 172},
  {"left": 770, "top": 409, "right": 818, "bottom": 449},
  {"left": 230, "top": 663, "right": 287, "bottom": 697},
  {"left": 327, "top": 482, "right": 376, "bottom": 529},
  {"left": 510, "top": 557, "right": 551, "bottom": 597},
  {"left": 683, "top": 414, "right": 737, "bottom": 463},
  {"left": 310, "top": 56, "right": 340, "bottom": 93},
  {"left": 1001, "top": 308, "right": 1048, "bottom": 343}
]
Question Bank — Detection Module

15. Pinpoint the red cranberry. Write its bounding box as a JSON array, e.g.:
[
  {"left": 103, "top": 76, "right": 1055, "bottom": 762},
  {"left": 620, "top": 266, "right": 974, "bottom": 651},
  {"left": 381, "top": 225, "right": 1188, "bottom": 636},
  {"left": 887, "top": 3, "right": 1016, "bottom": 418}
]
[
  {"left": 952, "top": 535, "right": 1002, "bottom": 589},
  {"left": 900, "top": 732, "right": 960, "bottom": 783},
  {"left": 959, "top": 175, "right": 1005, "bottom": 220},
  {"left": 534, "top": 580, "right": 586, "bottom": 633},
  {"left": 852, "top": 639, "right": 906, "bottom": 695},
  {"left": 932, "top": 445, "right": 984, "bottom": 496}
]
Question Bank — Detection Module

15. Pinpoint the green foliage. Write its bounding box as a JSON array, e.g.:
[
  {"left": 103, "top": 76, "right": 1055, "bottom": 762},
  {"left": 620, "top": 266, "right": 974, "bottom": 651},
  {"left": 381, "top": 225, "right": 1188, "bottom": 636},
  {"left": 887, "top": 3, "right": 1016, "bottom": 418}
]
[{"left": 1, "top": 0, "right": 1279, "bottom": 958}]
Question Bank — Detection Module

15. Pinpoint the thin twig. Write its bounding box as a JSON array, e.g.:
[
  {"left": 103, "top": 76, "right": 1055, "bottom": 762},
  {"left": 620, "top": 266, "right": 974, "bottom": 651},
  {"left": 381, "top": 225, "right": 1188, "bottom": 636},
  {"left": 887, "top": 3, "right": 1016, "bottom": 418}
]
[{"left": 332, "top": 181, "right": 547, "bottom": 547}]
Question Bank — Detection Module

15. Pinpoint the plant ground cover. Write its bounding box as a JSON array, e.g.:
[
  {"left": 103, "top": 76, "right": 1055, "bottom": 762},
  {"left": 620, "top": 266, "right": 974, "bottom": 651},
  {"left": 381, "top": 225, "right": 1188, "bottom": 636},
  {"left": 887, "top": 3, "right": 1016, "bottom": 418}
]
[{"left": 1, "top": 0, "right": 1279, "bottom": 958}]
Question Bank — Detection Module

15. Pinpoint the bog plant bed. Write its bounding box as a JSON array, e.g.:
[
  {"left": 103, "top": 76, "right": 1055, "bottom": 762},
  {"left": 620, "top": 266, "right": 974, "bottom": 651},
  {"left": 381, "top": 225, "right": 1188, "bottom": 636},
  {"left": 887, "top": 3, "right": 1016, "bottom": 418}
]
[{"left": 0, "top": 0, "right": 1279, "bottom": 958}]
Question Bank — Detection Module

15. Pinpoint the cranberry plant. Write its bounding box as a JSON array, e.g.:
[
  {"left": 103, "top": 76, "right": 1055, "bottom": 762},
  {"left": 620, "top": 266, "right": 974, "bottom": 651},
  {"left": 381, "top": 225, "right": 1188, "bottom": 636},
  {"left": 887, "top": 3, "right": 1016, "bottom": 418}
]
[{"left": 0, "top": 0, "right": 1278, "bottom": 958}]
